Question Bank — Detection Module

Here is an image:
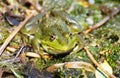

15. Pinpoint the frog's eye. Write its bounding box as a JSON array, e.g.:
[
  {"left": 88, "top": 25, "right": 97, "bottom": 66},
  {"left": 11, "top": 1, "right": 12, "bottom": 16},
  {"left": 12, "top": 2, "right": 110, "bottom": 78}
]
[
  {"left": 68, "top": 32, "right": 72, "bottom": 37},
  {"left": 50, "top": 34, "right": 56, "bottom": 41}
]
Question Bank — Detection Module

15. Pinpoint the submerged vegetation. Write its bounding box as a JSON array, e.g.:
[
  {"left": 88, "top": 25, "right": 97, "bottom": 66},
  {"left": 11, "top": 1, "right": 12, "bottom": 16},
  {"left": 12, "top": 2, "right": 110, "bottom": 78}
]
[{"left": 0, "top": 0, "right": 120, "bottom": 78}]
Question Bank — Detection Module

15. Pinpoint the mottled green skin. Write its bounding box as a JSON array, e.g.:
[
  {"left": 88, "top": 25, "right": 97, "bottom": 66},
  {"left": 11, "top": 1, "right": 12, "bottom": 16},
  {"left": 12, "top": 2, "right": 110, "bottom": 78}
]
[{"left": 22, "top": 12, "right": 84, "bottom": 55}]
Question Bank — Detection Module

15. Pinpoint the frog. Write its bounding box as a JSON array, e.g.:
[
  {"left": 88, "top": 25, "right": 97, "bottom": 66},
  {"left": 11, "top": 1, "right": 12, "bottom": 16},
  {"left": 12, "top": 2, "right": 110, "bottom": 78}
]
[{"left": 21, "top": 11, "right": 84, "bottom": 56}]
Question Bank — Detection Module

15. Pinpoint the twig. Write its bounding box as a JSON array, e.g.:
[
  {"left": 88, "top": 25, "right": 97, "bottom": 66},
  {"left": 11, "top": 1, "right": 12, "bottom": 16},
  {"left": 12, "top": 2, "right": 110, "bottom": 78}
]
[
  {"left": 0, "top": 14, "right": 33, "bottom": 56},
  {"left": 85, "top": 5, "right": 120, "bottom": 34},
  {"left": 0, "top": 58, "right": 20, "bottom": 64},
  {"left": 84, "top": 47, "right": 117, "bottom": 78},
  {"left": 46, "top": 61, "right": 95, "bottom": 73},
  {"left": 14, "top": 46, "right": 25, "bottom": 59}
]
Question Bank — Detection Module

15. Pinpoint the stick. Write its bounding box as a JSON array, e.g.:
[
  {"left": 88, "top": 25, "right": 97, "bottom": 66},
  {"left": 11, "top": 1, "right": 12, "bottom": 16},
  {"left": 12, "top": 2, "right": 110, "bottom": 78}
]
[
  {"left": 85, "top": 5, "right": 120, "bottom": 34},
  {"left": 0, "top": 14, "right": 33, "bottom": 56},
  {"left": 84, "top": 47, "right": 117, "bottom": 78}
]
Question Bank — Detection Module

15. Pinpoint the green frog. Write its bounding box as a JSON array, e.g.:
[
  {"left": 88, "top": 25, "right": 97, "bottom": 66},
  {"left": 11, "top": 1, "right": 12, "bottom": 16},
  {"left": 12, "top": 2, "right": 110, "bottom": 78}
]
[{"left": 21, "top": 11, "right": 84, "bottom": 55}]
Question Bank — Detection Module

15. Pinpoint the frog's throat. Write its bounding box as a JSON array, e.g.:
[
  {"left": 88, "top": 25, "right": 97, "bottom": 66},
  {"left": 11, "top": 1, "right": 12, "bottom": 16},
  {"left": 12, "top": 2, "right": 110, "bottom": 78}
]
[{"left": 45, "top": 44, "right": 78, "bottom": 55}]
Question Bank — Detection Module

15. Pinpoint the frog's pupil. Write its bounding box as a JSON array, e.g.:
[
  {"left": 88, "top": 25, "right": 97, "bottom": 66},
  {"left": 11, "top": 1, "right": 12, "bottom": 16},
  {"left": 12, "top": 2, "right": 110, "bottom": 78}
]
[{"left": 68, "top": 32, "right": 72, "bottom": 37}]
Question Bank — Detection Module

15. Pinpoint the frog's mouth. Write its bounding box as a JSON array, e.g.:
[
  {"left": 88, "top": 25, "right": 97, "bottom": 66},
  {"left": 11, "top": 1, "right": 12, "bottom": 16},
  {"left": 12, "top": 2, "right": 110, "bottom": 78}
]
[
  {"left": 41, "top": 42, "right": 78, "bottom": 55},
  {"left": 42, "top": 41, "right": 78, "bottom": 55}
]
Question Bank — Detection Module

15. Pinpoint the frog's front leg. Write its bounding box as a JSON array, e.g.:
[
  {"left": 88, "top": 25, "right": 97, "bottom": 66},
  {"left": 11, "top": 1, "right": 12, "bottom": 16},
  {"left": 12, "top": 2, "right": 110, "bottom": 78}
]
[
  {"left": 31, "top": 38, "right": 45, "bottom": 58},
  {"left": 72, "top": 34, "right": 85, "bottom": 53}
]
